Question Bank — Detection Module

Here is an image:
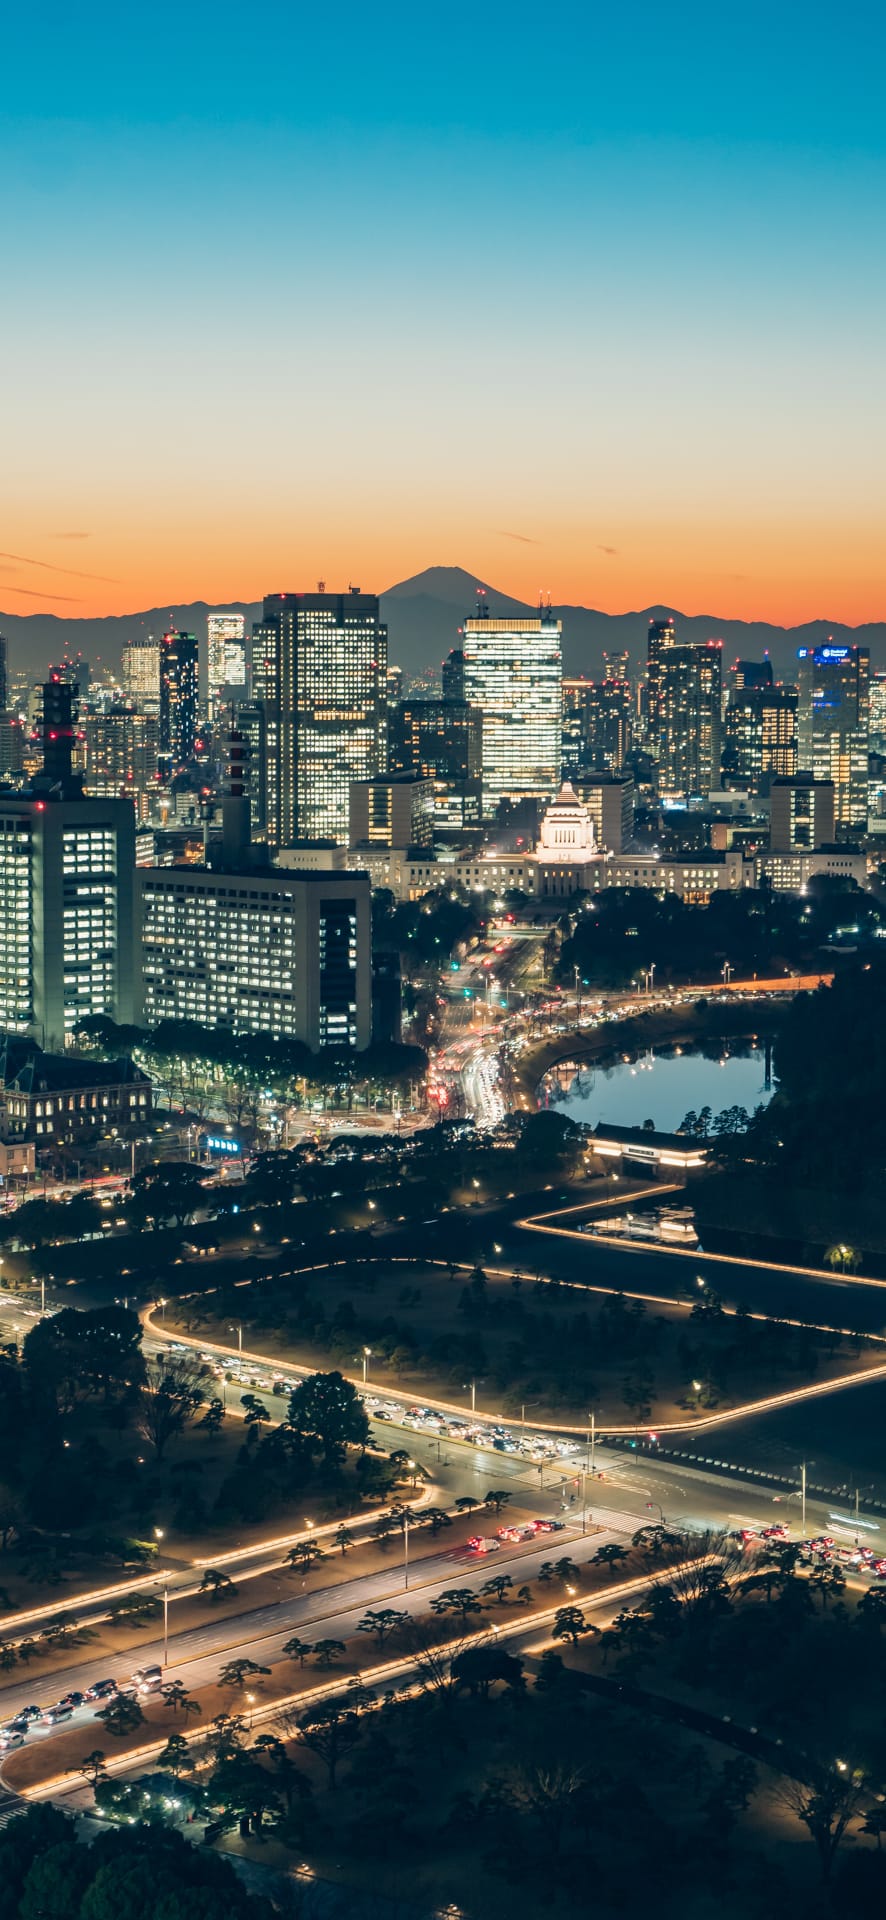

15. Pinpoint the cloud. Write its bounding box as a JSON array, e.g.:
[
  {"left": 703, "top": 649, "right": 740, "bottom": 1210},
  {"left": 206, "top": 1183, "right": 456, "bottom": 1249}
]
[
  {"left": 1, "top": 584, "right": 82, "bottom": 602},
  {"left": 0, "top": 548, "right": 116, "bottom": 583},
  {"left": 496, "top": 529, "right": 538, "bottom": 545},
  {"left": 597, "top": 545, "right": 619, "bottom": 556},
  {"left": 51, "top": 531, "right": 90, "bottom": 541}
]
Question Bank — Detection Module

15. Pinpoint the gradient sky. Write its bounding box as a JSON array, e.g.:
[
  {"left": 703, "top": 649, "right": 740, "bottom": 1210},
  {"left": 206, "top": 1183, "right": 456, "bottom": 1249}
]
[{"left": 2, "top": 0, "right": 884, "bottom": 625}]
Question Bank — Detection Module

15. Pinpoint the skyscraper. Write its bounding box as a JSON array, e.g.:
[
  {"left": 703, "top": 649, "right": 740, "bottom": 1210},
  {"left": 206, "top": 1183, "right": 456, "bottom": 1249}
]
[
  {"left": 389, "top": 697, "right": 483, "bottom": 828},
  {"left": 0, "top": 636, "right": 8, "bottom": 715},
  {"left": 658, "top": 642, "right": 723, "bottom": 795},
  {"left": 0, "top": 682, "right": 138, "bottom": 1045},
  {"left": 644, "top": 615, "right": 676, "bottom": 751},
  {"left": 462, "top": 604, "right": 562, "bottom": 817},
  {"left": 441, "top": 648, "right": 466, "bottom": 702},
  {"left": 723, "top": 685, "right": 797, "bottom": 791},
  {"left": 207, "top": 612, "right": 247, "bottom": 718},
  {"left": 796, "top": 643, "right": 869, "bottom": 830},
  {"left": 159, "top": 631, "right": 198, "bottom": 766},
  {"left": 122, "top": 635, "right": 161, "bottom": 715},
  {"left": 252, "top": 590, "right": 387, "bottom": 847},
  {"left": 81, "top": 709, "right": 160, "bottom": 820}
]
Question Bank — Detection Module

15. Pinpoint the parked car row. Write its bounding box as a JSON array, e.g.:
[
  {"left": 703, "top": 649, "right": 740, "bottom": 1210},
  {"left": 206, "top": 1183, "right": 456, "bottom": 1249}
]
[{"left": 366, "top": 1396, "right": 581, "bottom": 1462}]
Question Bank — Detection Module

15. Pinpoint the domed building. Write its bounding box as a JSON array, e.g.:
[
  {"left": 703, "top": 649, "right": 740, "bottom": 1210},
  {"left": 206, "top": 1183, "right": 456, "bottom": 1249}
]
[{"left": 532, "top": 781, "right": 603, "bottom": 895}]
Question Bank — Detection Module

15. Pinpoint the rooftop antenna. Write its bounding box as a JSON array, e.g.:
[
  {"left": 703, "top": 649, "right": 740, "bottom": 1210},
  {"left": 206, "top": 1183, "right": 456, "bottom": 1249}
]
[{"left": 318, "top": 579, "right": 325, "bottom": 592}]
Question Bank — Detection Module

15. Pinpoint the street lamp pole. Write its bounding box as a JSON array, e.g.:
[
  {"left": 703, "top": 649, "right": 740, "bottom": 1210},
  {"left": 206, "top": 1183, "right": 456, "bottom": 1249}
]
[
  {"left": 404, "top": 1516, "right": 410, "bottom": 1591},
  {"left": 801, "top": 1462, "right": 807, "bottom": 1539},
  {"left": 362, "top": 1347, "right": 372, "bottom": 1387}
]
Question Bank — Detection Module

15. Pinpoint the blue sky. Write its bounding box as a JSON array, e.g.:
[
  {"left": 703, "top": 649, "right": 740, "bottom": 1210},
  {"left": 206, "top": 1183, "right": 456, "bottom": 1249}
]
[{"left": 1, "top": 0, "right": 884, "bottom": 624}]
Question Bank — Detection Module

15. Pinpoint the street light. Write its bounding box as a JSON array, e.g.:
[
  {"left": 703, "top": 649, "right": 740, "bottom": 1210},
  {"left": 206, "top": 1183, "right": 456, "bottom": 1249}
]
[
  {"left": 362, "top": 1346, "right": 372, "bottom": 1387},
  {"left": 403, "top": 1513, "right": 411, "bottom": 1590},
  {"left": 228, "top": 1324, "right": 243, "bottom": 1367},
  {"left": 246, "top": 1692, "right": 256, "bottom": 1730},
  {"left": 154, "top": 1530, "right": 169, "bottom": 1667}
]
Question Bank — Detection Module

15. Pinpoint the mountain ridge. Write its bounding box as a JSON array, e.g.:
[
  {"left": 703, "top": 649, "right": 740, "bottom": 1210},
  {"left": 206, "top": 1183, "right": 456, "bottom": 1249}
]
[{"left": 1, "top": 567, "right": 883, "bottom": 686}]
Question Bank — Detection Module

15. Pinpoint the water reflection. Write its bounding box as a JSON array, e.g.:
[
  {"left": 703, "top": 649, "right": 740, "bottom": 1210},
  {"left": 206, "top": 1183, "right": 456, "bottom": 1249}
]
[{"left": 545, "top": 1042, "right": 773, "bottom": 1134}]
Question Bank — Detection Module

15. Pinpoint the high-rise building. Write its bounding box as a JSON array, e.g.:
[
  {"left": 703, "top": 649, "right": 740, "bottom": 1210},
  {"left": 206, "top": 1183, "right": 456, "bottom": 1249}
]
[
  {"left": 231, "top": 703, "right": 267, "bottom": 838},
  {"left": 253, "top": 590, "right": 388, "bottom": 847},
  {"left": 574, "top": 773, "right": 635, "bottom": 852},
  {"left": 603, "top": 649, "right": 630, "bottom": 684},
  {"left": 797, "top": 643, "right": 869, "bottom": 830},
  {"left": 349, "top": 774, "right": 434, "bottom": 850},
  {"left": 0, "top": 713, "right": 24, "bottom": 778},
  {"left": 389, "top": 697, "right": 483, "bottom": 828},
  {"left": 562, "top": 677, "right": 633, "bottom": 776},
  {"left": 81, "top": 709, "right": 160, "bottom": 820},
  {"left": 207, "top": 613, "right": 247, "bottom": 718},
  {"left": 0, "top": 637, "right": 8, "bottom": 715},
  {"left": 730, "top": 657, "right": 773, "bottom": 693},
  {"left": 644, "top": 616, "right": 676, "bottom": 750},
  {"left": 462, "top": 604, "right": 561, "bottom": 817},
  {"left": 870, "top": 671, "right": 886, "bottom": 752},
  {"left": 658, "top": 642, "right": 723, "bottom": 795},
  {"left": 386, "top": 665, "right": 404, "bottom": 710},
  {"left": 159, "top": 632, "right": 198, "bottom": 766},
  {"left": 723, "top": 686, "right": 797, "bottom": 791},
  {"left": 122, "top": 636, "right": 161, "bottom": 715},
  {"left": 442, "top": 648, "right": 466, "bottom": 702},
  {"left": 138, "top": 866, "right": 372, "bottom": 1048},
  {"left": 769, "top": 776, "right": 835, "bottom": 851},
  {"left": 0, "top": 683, "right": 139, "bottom": 1046}
]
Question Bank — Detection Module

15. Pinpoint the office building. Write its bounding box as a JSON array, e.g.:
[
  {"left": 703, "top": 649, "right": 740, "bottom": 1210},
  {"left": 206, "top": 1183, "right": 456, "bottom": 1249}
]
[
  {"left": 349, "top": 774, "right": 434, "bottom": 850},
  {"left": 0, "top": 713, "right": 24, "bottom": 777},
  {"left": 0, "top": 637, "right": 8, "bottom": 715},
  {"left": 769, "top": 776, "right": 836, "bottom": 851},
  {"left": 122, "top": 636, "right": 161, "bottom": 715},
  {"left": 159, "top": 631, "right": 198, "bottom": 766},
  {"left": 207, "top": 613, "right": 247, "bottom": 718},
  {"left": 386, "top": 665, "right": 404, "bottom": 710},
  {"left": 574, "top": 774, "right": 635, "bottom": 852},
  {"left": 442, "top": 648, "right": 466, "bottom": 702},
  {"left": 562, "top": 677, "right": 633, "bottom": 775},
  {"left": 797, "top": 643, "right": 869, "bottom": 830},
  {"left": 231, "top": 703, "right": 267, "bottom": 837},
  {"left": 253, "top": 589, "right": 387, "bottom": 847},
  {"left": 0, "top": 682, "right": 139, "bottom": 1046},
  {"left": 139, "top": 866, "right": 372, "bottom": 1048},
  {"left": 723, "top": 686, "right": 797, "bottom": 791},
  {"left": 389, "top": 697, "right": 483, "bottom": 828},
  {"left": 81, "top": 709, "right": 160, "bottom": 820},
  {"left": 870, "top": 671, "right": 886, "bottom": 751},
  {"left": 603, "top": 649, "right": 630, "bottom": 684},
  {"left": 644, "top": 615, "right": 676, "bottom": 750},
  {"left": 463, "top": 604, "right": 561, "bottom": 817},
  {"left": 658, "top": 642, "right": 723, "bottom": 795}
]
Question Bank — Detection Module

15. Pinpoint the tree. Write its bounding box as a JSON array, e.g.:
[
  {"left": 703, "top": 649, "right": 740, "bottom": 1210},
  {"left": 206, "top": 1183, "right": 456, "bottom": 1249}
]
[
  {"left": 136, "top": 1354, "right": 206, "bottom": 1461},
  {"left": 283, "top": 1539, "right": 327, "bottom": 1575},
  {"left": 199, "top": 1397, "right": 225, "bottom": 1433},
  {"left": 484, "top": 1490, "right": 512, "bottom": 1514},
  {"left": 779, "top": 1764, "right": 868, "bottom": 1883},
  {"left": 282, "top": 1637, "right": 313, "bottom": 1668},
  {"left": 96, "top": 1693, "right": 146, "bottom": 1738},
  {"left": 454, "top": 1496, "right": 479, "bottom": 1515},
  {"left": 430, "top": 1587, "right": 483, "bottom": 1629},
  {"left": 156, "top": 1732, "right": 192, "bottom": 1778},
  {"left": 298, "top": 1688, "right": 370, "bottom": 1788},
  {"left": 857, "top": 1586, "right": 886, "bottom": 1631},
  {"left": 240, "top": 1393, "right": 272, "bottom": 1430},
  {"left": 199, "top": 1567, "right": 237, "bottom": 1604},
  {"left": 356, "top": 1607, "right": 410, "bottom": 1649},
  {"left": 218, "top": 1658, "right": 270, "bottom": 1693},
  {"left": 313, "top": 1638, "right": 346, "bottom": 1669},
  {"left": 286, "top": 1370, "right": 369, "bottom": 1464},
  {"left": 552, "top": 1605, "right": 595, "bottom": 1647},
  {"left": 108, "top": 1590, "right": 160, "bottom": 1630},
  {"left": 593, "top": 1542, "right": 630, "bottom": 1577},
  {"left": 209, "top": 1750, "right": 282, "bottom": 1838},
  {"left": 810, "top": 1563, "right": 846, "bottom": 1609},
  {"left": 127, "top": 1161, "right": 210, "bottom": 1229},
  {"left": 423, "top": 1507, "right": 453, "bottom": 1536},
  {"left": 481, "top": 1574, "right": 513, "bottom": 1605},
  {"left": 161, "top": 1680, "right": 198, "bottom": 1718},
  {"left": 334, "top": 1524, "right": 356, "bottom": 1555},
  {"left": 451, "top": 1644, "right": 525, "bottom": 1697},
  {"left": 73, "top": 1750, "right": 108, "bottom": 1791}
]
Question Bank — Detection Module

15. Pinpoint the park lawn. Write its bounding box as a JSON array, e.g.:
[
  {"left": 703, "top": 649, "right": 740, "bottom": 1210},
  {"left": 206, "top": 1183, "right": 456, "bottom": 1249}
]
[{"left": 166, "top": 1256, "right": 880, "bottom": 1433}]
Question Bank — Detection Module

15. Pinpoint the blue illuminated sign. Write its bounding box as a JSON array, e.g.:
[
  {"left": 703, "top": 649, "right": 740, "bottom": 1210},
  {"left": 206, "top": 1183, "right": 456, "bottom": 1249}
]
[{"left": 203, "top": 1135, "right": 242, "bottom": 1155}]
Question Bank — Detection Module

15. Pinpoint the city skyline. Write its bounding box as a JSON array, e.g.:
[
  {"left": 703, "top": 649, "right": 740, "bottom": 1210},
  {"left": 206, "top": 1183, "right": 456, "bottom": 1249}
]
[{"left": 2, "top": 2, "right": 884, "bottom": 628}]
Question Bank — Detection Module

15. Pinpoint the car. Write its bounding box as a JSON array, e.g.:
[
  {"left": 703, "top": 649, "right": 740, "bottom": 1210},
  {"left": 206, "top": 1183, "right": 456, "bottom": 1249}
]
[
  {"left": 41, "top": 1705, "right": 73, "bottom": 1725},
  {"left": 132, "top": 1666, "right": 163, "bottom": 1695},
  {"left": 14, "top": 1706, "right": 41, "bottom": 1723},
  {"left": 535, "top": 1519, "right": 565, "bottom": 1534},
  {"left": 0, "top": 1733, "right": 24, "bottom": 1751},
  {"left": 497, "top": 1526, "right": 522, "bottom": 1543},
  {"left": 57, "top": 1691, "right": 84, "bottom": 1710},
  {"left": 85, "top": 1679, "right": 117, "bottom": 1702},
  {"left": 466, "top": 1535, "right": 501, "bottom": 1554},
  {"left": 6, "top": 1717, "right": 32, "bottom": 1736}
]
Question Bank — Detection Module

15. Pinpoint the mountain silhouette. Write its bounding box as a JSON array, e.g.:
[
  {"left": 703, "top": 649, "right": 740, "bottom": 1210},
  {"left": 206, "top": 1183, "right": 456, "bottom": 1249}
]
[{"left": 1, "top": 568, "right": 883, "bottom": 686}]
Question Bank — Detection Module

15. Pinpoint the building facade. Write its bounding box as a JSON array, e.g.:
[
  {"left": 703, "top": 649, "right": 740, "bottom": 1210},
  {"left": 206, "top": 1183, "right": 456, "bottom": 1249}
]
[
  {"left": 723, "top": 685, "right": 797, "bottom": 791},
  {"left": 122, "top": 635, "right": 161, "bottom": 715},
  {"left": 389, "top": 697, "right": 483, "bottom": 828},
  {"left": 207, "top": 613, "right": 248, "bottom": 719},
  {"left": 81, "top": 709, "right": 160, "bottom": 820},
  {"left": 138, "top": 866, "right": 372, "bottom": 1048},
  {"left": 349, "top": 774, "right": 434, "bottom": 850},
  {"left": 159, "top": 631, "right": 199, "bottom": 766},
  {"left": 658, "top": 642, "right": 723, "bottom": 795},
  {"left": 797, "top": 643, "right": 869, "bottom": 830},
  {"left": 462, "top": 605, "right": 561, "bottom": 816},
  {"left": 253, "top": 590, "right": 388, "bottom": 847}
]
